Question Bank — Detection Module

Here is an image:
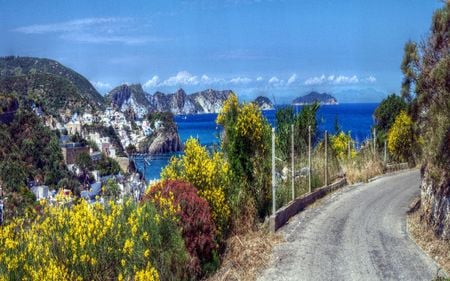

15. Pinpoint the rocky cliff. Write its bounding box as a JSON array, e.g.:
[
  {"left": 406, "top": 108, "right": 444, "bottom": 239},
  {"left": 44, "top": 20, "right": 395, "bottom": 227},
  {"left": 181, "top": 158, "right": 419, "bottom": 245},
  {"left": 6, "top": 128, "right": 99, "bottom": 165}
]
[
  {"left": 106, "top": 85, "right": 232, "bottom": 116},
  {"left": 139, "top": 112, "right": 182, "bottom": 155},
  {"left": 106, "top": 84, "right": 150, "bottom": 119},
  {"left": 421, "top": 166, "right": 450, "bottom": 239},
  {"left": 253, "top": 96, "right": 274, "bottom": 110}
]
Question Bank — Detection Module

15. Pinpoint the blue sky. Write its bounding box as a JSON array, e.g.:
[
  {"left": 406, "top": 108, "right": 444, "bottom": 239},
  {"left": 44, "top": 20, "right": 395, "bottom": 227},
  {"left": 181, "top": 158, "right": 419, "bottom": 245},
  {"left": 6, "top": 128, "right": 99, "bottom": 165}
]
[{"left": 0, "top": 0, "right": 443, "bottom": 102}]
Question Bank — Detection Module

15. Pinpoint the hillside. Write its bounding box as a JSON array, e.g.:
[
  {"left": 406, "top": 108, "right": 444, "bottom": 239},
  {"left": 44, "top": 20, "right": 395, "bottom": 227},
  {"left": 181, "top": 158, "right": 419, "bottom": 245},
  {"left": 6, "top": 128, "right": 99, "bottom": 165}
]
[
  {"left": 0, "top": 73, "right": 101, "bottom": 120},
  {"left": 292, "top": 92, "right": 337, "bottom": 105},
  {"left": 0, "top": 56, "right": 104, "bottom": 107}
]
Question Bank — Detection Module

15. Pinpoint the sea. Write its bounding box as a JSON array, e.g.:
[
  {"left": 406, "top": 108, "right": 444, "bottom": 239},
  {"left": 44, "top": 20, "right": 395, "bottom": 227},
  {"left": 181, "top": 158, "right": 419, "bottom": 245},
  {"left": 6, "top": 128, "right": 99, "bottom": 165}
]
[{"left": 135, "top": 103, "right": 379, "bottom": 181}]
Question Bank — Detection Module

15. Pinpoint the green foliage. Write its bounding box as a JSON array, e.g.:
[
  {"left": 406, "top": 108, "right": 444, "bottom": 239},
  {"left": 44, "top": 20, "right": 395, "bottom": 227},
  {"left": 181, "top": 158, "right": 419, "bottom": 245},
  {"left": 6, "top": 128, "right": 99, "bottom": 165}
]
[
  {"left": 216, "top": 93, "right": 272, "bottom": 219},
  {"left": 330, "top": 131, "right": 356, "bottom": 160},
  {"left": 387, "top": 111, "right": 414, "bottom": 162},
  {"left": 0, "top": 109, "right": 68, "bottom": 218},
  {"left": 401, "top": 41, "right": 420, "bottom": 103},
  {"left": 0, "top": 73, "right": 99, "bottom": 119},
  {"left": 0, "top": 56, "right": 104, "bottom": 106},
  {"left": 161, "top": 138, "right": 231, "bottom": 237},
  {"left": 374, "top": 94, "right": 408, "bottom": 133},
  {"left": 102, "top": 178, "right": 121, "bottom": 200},
  {"left": 275, "top": 104, "right": 320, "bottom": 160},
  {"left": 146, "top": 111, "right": 176, "bottom": 130},
  {"left": 95, "top": 154, "right": 121, "bottom": 176}
]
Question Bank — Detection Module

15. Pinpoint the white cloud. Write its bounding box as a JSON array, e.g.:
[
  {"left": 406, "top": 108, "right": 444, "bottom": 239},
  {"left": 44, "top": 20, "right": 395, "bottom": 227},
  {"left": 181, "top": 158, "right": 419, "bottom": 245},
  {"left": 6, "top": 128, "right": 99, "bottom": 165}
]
[
  {"left": 13, "top": 17, "right": 166, "bottom": 45},
  {"left": 13, "top": 17, "right": 127, "bottom": 34},
  {"left": 268, "top": 76, "right": 280, "bottom": 84},
  {"left": 334, "top": 75, "right": 359, "bottom": 84},
  {"left": 90, "top": 80, "right": 112, "bottom": 90},
  {"left": 304, "top": 75, "right": 326, "bottom": 85},
  {"left": 304, "top": 74, "right": 372, "bottom": 86},
  {"left": 287, "top": 73, "right": 297, "bottom": 85},
  {"left": 162, "top": 71, "right": 200, "bottom": 86},
  {"left": 256, "top": 76, "right": 263, "bottom": 82},
  {"left": 143, "top": 75, "right": 160, "bottom": 89},
  {"left": 229, "top": 77, "right": 252, "bottom": 84},
  {"left": 364, "top": 76, "right": 377, "bottom": 83}
]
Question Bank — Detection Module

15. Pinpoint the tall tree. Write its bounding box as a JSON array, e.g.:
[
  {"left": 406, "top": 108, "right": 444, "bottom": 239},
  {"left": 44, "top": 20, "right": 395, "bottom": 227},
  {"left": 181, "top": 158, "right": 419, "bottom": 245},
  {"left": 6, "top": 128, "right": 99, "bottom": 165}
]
[{"left": 400, "top": 41, "right": 419, "bottom": 103}]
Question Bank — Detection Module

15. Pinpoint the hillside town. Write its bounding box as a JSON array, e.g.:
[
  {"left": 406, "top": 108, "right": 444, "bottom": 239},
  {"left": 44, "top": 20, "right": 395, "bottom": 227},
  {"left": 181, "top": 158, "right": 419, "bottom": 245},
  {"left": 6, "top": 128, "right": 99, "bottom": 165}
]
[{"left": 0, "top": 102, "right": 168, "bottom": 216}]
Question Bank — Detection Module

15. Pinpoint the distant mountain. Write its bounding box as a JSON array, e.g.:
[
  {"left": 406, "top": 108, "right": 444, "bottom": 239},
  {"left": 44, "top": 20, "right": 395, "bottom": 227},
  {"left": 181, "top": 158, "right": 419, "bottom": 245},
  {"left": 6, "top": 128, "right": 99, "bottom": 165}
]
[
  {"left": 253, "top": 96, "right": 273, "bottom": 110},
  {"left": 0, "top": 56, "right": 104, "bottom": 107},
  {"left": 292, "top": 92, "right": 337, "bottom": 105},
  {"left": 106, "top": 86, "right": 232, "bottom": 116},
  {"left": 106, "top": 84, "right": 151, "bottom": 119}
]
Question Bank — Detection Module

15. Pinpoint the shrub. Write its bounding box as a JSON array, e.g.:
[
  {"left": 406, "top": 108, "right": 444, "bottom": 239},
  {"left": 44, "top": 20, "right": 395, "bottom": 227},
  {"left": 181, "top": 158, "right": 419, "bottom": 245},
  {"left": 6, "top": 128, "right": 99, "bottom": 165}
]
[
  {"left": 161, "top": 138, "right": 231, "bottom": 236},
  {"left": 145, "top": 180, "right": 218, "bottom": 278},
  {"left": 330, "top": 131, "right": 356, "bottom": 160},
  {"left": 0, "top": 199, "right": 188, "bottom": 281},
  {"left": 216, "top": 93, "right": 272, "bottom": 219},
  {"left": 387, "top": 111, "right": 414, "bottom": 162}
]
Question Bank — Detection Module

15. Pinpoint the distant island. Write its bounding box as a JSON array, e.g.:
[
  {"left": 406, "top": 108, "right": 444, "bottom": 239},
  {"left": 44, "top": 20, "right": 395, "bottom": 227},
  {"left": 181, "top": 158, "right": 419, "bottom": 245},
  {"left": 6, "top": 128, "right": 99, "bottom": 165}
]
[
  {"left": 292, "top": 91, "right": 338, "bottom": 105},
  {"left": 253, "top": 96, "right": 274, "bottom": 110}
]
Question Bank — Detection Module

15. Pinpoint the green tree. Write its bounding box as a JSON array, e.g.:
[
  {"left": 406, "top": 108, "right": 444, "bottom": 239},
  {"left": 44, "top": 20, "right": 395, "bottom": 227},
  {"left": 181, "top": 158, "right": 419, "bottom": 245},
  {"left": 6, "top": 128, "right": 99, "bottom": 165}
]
[
  {"left": 216, "top": 93, "right": 272, "bottom": 218},
  {"left": 75, "top": 152, "right": 93, "bottom": 186},
  {"left": 374, "top": 94, "right": 408, "bottom": 133},
  {"left": 102, "top": 178, "right": 121, "bottom": 200},
  {"left": 401, "top": 41, "right": 419, "bottom": 103},
  {"left": 95, "top": 154, "right": 121, "bottom": 176}
]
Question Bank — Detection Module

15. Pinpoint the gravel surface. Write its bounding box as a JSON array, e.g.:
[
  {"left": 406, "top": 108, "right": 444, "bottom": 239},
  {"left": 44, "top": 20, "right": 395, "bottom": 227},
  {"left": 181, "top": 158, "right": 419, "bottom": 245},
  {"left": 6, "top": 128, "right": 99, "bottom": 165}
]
[{"left": 259, "top": 169, "right": 441, "bottom": 281}]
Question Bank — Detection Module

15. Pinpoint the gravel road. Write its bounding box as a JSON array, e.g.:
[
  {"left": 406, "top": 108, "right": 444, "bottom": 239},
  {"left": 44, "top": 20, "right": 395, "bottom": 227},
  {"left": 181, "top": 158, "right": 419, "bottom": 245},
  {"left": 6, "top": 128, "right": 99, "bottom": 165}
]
[{"left": 259, "top": 169, "right": 442, "bottom": 281}]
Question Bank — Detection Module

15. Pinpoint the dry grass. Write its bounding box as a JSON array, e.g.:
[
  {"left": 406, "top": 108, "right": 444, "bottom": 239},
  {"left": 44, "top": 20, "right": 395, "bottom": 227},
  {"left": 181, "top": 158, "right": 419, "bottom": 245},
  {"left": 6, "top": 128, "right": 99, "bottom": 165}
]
[
  {"left": 342, "top": 158, "right": 384, "bottom": 184},
  {"left": 206, "top": 226, "right": 283, "bottom": 281},
  {"left": 408, "top": 204, "right": 450, "bottom": 277}
]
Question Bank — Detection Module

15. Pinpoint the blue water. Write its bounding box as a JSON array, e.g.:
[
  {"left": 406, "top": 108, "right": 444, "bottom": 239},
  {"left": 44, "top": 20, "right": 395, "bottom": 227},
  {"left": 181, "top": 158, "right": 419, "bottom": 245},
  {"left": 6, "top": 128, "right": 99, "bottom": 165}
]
[{"left": 137, "top": 103, "right": 378, "bottom": 180}]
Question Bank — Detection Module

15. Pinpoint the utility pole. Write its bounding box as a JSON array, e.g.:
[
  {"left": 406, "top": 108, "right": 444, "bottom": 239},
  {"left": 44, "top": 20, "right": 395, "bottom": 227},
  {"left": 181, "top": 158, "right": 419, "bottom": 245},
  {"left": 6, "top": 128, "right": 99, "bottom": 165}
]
[
  {"left": 272, "top": 128, "right": 276, "bottom": 215},
  {"left": 325, "top": 131, "right": 328, "bottom": 186},
  {"left": 291, "top": 124, "right": 295, "bottom": 201},
  {"left": 384, "top": 140, "right": 387, "bottom": 163},
  {"left": 308, "top": 125, "right": 311, "bottom": 193},
  {"left": 373, "top": 128, "right": 376, "bottom": 155}
]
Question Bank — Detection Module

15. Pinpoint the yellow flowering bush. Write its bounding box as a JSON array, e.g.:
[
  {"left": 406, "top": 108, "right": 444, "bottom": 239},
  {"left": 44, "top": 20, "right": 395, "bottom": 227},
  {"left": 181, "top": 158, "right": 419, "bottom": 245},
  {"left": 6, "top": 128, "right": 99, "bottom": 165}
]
[
  {"left": 161, "top": 138, "right": 231, "bottom": 234},
  {"left": 387, "top": 111, "right": 414, "bottom": 162},
  {"left": 217, "top": 93, "right": 272, "bottom": 219},
  {"left": 0, "top": 199, "right": 188, "bottom": 281},
  {"left": 330, "top": 131, "right": 356, "bottom": 160}
]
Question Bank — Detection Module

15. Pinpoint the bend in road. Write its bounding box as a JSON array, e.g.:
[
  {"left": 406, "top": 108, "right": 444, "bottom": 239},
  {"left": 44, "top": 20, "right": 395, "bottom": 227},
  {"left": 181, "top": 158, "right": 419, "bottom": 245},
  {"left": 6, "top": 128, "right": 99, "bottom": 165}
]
[{"left": 259, "top": 170, "right": 442, "bottom": 281}]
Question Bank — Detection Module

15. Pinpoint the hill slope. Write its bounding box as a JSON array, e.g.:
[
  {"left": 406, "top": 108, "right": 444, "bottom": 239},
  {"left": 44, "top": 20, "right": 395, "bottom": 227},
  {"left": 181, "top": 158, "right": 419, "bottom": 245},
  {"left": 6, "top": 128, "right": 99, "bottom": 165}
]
[
  {"left": 0, "top": 56, "right": 104, "bottom": 107},
  {"left": 0, "top": 73, "right": 100, "bottom": 119}
]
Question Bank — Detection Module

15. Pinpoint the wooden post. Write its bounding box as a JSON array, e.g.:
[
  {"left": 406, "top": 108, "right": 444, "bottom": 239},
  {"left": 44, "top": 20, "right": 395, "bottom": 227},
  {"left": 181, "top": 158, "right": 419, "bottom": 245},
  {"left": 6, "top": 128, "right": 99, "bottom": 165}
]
[
  {"left": 325, "top": 131, "right": 328, "bottom": 186},
  {"left": 373, "top": 128, "right": 376, "bottom": 155},
  {"left": 291, "top": 124, "right": 295, "bottom": 201},
  {"left": 308, "top": 125, "right": 311, "bottom": 193},
  {"left": 272, "top": 128, "right": 276, "bottom": 214},
  {"left": 384, "top": 139, "right": 387, "bottom": 163}
]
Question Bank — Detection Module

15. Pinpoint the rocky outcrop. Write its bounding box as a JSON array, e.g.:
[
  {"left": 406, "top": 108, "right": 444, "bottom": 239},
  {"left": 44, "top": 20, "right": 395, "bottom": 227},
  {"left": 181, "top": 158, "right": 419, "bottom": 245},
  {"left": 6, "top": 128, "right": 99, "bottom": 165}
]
[
  {"left": 147, "top": 128, "right": 182, "bottom": 154},
  {"left": 106, "top": 84, "right": 151, "bottom": 119},
  {"left": 253, "top": 96, "right": 274, "bottom": 110},
  {"left": 420, "top": 166, "right": 450, "bottom": 240},
  {"left": 107, "top": 86, "right": 232, "bottom": 116}
]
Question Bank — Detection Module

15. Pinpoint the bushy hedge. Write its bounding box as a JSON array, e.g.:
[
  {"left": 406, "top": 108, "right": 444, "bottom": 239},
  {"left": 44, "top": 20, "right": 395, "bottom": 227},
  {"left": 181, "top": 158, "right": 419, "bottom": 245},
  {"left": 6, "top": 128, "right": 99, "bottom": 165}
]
[{"left": 144, "top": 180, "right": 218, "bottom": 278}]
